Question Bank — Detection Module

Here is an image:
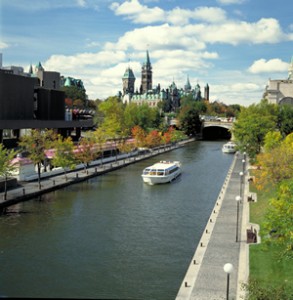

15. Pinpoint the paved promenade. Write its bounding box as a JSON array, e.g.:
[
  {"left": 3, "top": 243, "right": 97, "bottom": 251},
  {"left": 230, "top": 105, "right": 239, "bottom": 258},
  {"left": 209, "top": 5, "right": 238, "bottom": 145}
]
[{"left": 176, "top": 153, "right": 250, "bottom": 300}]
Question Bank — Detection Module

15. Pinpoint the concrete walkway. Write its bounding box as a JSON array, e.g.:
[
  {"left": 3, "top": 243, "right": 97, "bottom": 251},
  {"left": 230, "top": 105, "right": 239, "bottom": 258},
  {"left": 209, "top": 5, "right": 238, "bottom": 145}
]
[{"left": 176, "top": 153, "right": 250, "bottom": 300}]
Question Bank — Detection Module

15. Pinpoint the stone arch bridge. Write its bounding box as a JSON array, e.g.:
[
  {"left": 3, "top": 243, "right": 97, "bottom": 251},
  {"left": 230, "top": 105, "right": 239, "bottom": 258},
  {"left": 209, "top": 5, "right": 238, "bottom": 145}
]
[{"left": 201, "top": 121, "right": 234, "bottom": 140}]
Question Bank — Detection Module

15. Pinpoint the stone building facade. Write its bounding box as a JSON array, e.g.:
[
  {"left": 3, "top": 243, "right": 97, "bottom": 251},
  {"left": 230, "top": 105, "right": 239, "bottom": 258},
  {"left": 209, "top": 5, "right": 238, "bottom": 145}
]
[
  {"left": 265, "top": 56, "right": 293, "bottom": 105},
  {"left": 121, "top": 50, "right": 209, "bottom": 112}
]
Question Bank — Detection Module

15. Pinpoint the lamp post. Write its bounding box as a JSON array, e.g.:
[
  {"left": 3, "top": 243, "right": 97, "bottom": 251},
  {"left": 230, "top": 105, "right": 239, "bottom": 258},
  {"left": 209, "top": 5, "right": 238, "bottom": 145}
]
[
  {"left": 242, "top": 159, "right": 245, "bottom": 173},
  {"left": 235, "top": 195, "right": 241, "bottom": 242},
  {"left": 239, "top": 171, "right": 244, "bottom": 199},
  {"left": 223, "top": 263, "right": 234, "bottom": 300}
]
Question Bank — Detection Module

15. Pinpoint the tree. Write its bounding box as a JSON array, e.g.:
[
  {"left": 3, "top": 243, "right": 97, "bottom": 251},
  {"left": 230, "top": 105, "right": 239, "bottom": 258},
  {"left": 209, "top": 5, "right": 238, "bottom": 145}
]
[
  {"left": 75, "top": 133, "right": 97, "bottom": 172},
  {"left": 145, "top": 130, "right": 162, "bottom": 148},
  {"left": 51, "top": 136, "right": 76, "bottom": 180},
  {"left": 231, "top": 100, "right": 277, "bottom": 161},
  {"left": 277, "top": 104, "right": 293, "bottom": 136},
  {"left": 93, "top": 128, "right": 107, "bottom": 166},
  {"left": 126, "top": 103, "right": 161, "bottom": 131},
  {"left": 19, "top": 129, "right": 56, "bottom": 189},
  {"left": 0, "top": 145, "right": 18, "bottom": 200},
  {"left": 177, "top": 105, "right": 202, "bottom": 136},
  {"left": 131, "top": 126, "right": 147, "bottom": 148},
  {"left": 263, "top": 131, "right": 282, "bottom": 152},
  {"left": 261, "top": 179, "right": 293, "bottom": 259},
  {"left": 255, "top": 133, "right": 293, "bottom": 190},
  {"left": 61, "top": 86, "right": 87, "bottom": 104},
  {"left": 98, "top": 96, "right": 126, "bottom": 160}
]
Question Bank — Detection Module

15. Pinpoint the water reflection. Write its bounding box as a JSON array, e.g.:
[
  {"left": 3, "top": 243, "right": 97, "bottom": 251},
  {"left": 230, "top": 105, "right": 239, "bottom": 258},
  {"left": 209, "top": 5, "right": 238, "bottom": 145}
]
[{"left": 0, "top": 141, "right": 232, "bottom": 299}]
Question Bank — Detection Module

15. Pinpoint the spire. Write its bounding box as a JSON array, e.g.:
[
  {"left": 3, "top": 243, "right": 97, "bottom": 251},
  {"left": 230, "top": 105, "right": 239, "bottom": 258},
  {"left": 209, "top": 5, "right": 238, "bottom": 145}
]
[
  {"left": 184, "top": 75, "right": 191, "bottom": 91},
  {"left": 144, "top": 50, "right": 151, "bottom": 66},
  {"left": 28, "top": 64, "right": 33, "bottom": 74},
  {"left": 288, "top": 55, "right": 293, "bottom": 80},
  {"left": 35, "top": 61, "right": 44, "bottom": 72}
]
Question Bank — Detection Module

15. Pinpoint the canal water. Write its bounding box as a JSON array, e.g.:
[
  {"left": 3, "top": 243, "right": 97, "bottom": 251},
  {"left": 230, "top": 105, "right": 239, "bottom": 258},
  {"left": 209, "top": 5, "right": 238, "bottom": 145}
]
[{"left": 0, "top": 141, "right": 233, "bottom": 299}]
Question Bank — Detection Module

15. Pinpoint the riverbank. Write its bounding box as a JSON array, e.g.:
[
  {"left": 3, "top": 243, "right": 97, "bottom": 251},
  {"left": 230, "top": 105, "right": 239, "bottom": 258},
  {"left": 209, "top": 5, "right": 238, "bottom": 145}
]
[
  {"left": 176, "top": 151, "right": 252, "bottom": 300},
  {"left": 0, "top": 139, "right": 194, "bottom": 212}
]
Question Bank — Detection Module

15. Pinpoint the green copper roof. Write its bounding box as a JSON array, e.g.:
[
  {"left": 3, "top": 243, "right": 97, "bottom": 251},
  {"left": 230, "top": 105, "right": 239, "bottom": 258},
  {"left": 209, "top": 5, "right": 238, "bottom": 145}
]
[
  {"left": 143, "top": 50, "right": 151, "bottom": 66},
  {"left": 123, "top": 67, "right": 136, "bottom": 79}
]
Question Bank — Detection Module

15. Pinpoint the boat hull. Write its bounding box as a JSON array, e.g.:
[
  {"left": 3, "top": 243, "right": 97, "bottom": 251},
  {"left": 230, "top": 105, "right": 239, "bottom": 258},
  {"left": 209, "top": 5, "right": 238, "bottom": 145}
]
[
  {"left": 222, "top": 142, "right": 236, "bottom": 154},
  {"left": 142, "top": 169, "right": 181, "bottom": 185}
]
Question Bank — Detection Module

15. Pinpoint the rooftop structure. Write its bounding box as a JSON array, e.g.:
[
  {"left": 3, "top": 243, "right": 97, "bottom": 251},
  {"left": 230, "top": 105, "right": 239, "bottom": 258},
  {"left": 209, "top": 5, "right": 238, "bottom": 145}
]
[{"left": 265, "top": 55, "right": 293, "bottom": 105}]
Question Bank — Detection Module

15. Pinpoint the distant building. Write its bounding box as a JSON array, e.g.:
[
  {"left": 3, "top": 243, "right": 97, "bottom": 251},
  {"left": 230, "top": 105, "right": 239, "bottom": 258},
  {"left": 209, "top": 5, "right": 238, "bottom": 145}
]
[
  {"left": 0, "top": 55, "right": 93, "bottom": 145},
  {"left": 265, "top": 56, "right": 293, "bottom": 105},
  {"left": 121, "top": 50, "right": 209, "bottom": 112},
  {"left": 60, "top": 75, "right": 86, "bottom": 91},
  {"left": 29, "top": 61, "right": 61, "bottom": 90}
]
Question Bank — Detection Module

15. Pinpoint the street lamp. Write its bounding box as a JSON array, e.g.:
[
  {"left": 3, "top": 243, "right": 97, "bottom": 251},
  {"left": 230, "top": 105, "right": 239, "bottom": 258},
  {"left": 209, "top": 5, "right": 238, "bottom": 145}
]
[
  {"left": 223, "top": 263, "right": 234, "bottom": 300},
  {"left": 235, "top": 195, "right": 241, "bottom": 242},
  {"left": 239, "top": 171, "right": 244, "bottom": 199},
  {"left": 242, "top": 159, "right": 245, "bottom": 173}
]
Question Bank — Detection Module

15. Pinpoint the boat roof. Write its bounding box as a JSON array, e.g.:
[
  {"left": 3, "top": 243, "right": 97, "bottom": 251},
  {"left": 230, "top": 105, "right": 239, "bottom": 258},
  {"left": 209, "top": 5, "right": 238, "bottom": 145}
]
[{"left": 145, "top": 161, "right": 180, "bottom": 170}]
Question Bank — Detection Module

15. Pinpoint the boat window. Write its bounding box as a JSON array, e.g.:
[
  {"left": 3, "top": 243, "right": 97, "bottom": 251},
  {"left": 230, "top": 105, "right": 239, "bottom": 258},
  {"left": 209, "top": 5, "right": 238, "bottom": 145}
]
[
  {"left": 143, "top": 168, "right": 151, "bottom": 175},
  {"left": 157, "top": 169, "right": 164, "bottom": 176},
  {"left": 149, "top": 169, "right": 156, "bottom": 175}
]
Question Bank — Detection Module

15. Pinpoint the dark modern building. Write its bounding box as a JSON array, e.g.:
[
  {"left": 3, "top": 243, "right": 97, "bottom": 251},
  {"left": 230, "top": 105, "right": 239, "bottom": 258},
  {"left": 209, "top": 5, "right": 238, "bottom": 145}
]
[{"left": 0, "top": 65, "right": 93, "bottom": 147}]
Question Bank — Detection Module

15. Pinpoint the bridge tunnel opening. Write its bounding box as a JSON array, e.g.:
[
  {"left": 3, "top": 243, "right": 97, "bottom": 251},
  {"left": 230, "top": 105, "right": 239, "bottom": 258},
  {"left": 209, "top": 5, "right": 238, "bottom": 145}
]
[{"left": 202, "top": 126, "right": 231, "bottom": 140}]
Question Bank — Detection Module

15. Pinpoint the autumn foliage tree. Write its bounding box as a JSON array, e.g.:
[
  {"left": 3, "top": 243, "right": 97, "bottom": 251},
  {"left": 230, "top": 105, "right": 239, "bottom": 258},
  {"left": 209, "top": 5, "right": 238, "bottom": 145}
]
[
  {"left": 145, "top": 130, "right": 162, "bottom": 148},
  {"left": 131, "top": 125, "right": 147, "bottom": 148},
  {"left": 254, "top": 132, "right": 293, "bottom": 190},
  {"left": 75, "top": 133, "right": 97, "bottom": 172}
]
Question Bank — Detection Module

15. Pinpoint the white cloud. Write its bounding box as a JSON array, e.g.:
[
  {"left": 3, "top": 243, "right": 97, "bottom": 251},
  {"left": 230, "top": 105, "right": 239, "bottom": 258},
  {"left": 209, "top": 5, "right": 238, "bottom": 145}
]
[
  {"left": 166, "top": 7, "right": 227, "bottom": 25},
  {"left": 0, "top": 41, "right": 9, "bottom": 49},
  {"left": 217, "top": 0, "right": 245, "bottom": 4},
  {"left": 36, "top": 0, "right": 292, "bottom": 105},
  {"left": 248, "top": 58, "right": 289, "bottom": 74},
  {"left": 193, "top": 18, "right": 288, "bottom": 45},
  {"left": 110, "top": 0, "right": 165, "bottom": 24}
]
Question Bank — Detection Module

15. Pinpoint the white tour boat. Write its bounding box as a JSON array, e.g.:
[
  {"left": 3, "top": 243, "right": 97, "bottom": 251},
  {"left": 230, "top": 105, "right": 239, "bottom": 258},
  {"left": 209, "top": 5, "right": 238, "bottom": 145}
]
[
  {"left": 222, "top": 141, "right": 237, "bottom": 154},
  {"left": 141, "top": 161, "right": 181, "bottom": 185}
]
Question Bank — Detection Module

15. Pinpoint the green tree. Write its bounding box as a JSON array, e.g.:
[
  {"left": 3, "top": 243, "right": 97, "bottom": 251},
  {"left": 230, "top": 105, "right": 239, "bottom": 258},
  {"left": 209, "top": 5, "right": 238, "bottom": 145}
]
[
  {"left": 75, "top": 133, "right": 97, "bottom": 172},
  {"left": 231, "top": 100, "right": 277, "bottom": 161},
  {"left": 277, "top": 104, "right": 293, "bottom": 136},
  {"left": 263, "top": 131, "right": 282, "bottom": 152},
  {"left": 93, "top": 128, "right": 107, "bottom": 166},
  {"left": 19, "top": 129, "right": 57, "bottom": 189},
  {"left": 177, "top": 105, "right": 202, "bottom": 136},
  {"left": 61, "top": 86, "right": 87, "bottom": 103},
  {"left": 261, "top": 179, "right": 293, "bottom": 259},
  {"left": 51, "top": 136, "right": 76, "bottom": 180},
  {"left": 98, "top": 96, "right": 126, "bottom": 160},
  {"left": 0, "top": 145, "right": 18, "bottom": 200}
]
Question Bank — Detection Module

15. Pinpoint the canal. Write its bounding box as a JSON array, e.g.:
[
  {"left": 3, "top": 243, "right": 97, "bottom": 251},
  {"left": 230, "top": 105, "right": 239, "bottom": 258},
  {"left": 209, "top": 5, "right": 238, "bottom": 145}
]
[{"left": 0, "top": 141, "right": 234, "bottom": 299}]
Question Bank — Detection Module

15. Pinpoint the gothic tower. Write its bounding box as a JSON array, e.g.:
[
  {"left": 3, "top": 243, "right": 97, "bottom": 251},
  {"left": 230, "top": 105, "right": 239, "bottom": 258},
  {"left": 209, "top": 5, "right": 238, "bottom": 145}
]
[
  {"left": 122, "top": 67, "right": 136, "bottom": 95},
  {"left": 204, "top": 83, "right": 210, "bottom": 101},
  {"left": 141, "top": 50, "right": 152, "bottom": 93},
  {"left": 288, "top": 55, "right": 293, "bottom": 80}
]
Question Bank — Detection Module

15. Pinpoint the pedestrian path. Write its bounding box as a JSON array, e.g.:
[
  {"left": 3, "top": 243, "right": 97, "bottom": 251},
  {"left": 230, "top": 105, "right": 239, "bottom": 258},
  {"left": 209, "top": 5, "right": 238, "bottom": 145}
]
[{"left": 176, "top": 153, "right": 249, "bottom": 300}]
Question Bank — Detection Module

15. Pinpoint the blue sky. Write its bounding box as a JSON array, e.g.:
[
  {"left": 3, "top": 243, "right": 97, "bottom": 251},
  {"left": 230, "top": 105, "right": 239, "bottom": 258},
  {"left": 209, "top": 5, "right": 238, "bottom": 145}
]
[{"left": 1, "top": 0, "right": 293, "bottom": 106}]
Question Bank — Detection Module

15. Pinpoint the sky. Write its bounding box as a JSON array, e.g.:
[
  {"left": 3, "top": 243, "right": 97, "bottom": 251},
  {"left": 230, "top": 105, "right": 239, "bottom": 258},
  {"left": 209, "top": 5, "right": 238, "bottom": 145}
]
[{"left": 1, "top": 0, "right": 293, "bottom": 106}]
